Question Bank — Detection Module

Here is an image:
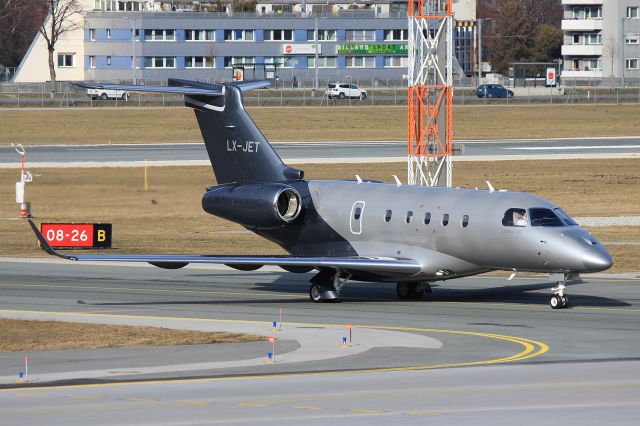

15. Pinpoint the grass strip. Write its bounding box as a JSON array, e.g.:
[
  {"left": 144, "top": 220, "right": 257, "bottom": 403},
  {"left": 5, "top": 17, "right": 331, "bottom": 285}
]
[{"left": 0, "top": 318, "right": 264, "bottom": 352}]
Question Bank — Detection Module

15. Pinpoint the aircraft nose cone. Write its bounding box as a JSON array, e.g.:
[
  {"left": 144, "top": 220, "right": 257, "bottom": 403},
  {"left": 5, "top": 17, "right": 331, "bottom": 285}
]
[{"left": 582, "top": 249, "right": 613, "bottom": 272}]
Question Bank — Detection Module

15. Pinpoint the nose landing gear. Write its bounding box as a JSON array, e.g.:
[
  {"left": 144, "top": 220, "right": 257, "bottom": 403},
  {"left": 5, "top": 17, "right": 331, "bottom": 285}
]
[{"left": 549, "top": 272, "right": 580, "bottom": 309}]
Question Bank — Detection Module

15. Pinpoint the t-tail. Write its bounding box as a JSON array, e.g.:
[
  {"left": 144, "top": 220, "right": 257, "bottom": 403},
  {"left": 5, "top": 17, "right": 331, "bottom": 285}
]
[{"left": 77, "top": 79, "right": 304, "bottom": 184}]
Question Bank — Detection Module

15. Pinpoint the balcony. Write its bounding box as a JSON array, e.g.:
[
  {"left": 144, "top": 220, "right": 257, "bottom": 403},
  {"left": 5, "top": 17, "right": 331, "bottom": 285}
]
[
  {"left": 562, "top": 44, "right": 603, "bottom": 56},
  {"left": 562, "top": 0, "right": 603, "bottom": 5},
  {"left": 561, "top": 69, "right": 603, "bottom": 79},
  {"left": 562, "top": 19, "right": 603, "bottom": 31}
]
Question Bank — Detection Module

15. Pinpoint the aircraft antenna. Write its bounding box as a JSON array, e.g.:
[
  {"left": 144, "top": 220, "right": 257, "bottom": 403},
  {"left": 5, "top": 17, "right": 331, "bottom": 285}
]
[{"left": 407, "top": 0, "right": 454, "bottom": 187}]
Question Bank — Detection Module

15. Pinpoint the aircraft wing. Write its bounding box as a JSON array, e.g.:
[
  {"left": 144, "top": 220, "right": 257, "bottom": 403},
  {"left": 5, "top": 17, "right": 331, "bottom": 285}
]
[{"left": 27, "top": 219, "right": 421, "bottom": 274}]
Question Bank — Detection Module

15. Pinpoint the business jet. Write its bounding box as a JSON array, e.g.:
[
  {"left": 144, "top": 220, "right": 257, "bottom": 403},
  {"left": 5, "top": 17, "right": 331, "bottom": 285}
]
[{"left": 28, "top": 79, "right": 612, "bottom": 309}]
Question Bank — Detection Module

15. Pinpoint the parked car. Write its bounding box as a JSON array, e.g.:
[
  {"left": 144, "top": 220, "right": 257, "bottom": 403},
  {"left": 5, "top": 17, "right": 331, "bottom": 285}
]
[
  {"left": 87, "top": 88, "right": 130, "bottom": 101},
  {"left": 326, "top": 83, "right": 367, "bottom": 100},
  {"left": 476, "top": 84, "right": 514, "bottom": 98}
]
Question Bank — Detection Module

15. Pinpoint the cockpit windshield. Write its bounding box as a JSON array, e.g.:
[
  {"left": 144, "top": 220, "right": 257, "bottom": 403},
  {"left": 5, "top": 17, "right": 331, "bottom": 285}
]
[
  {"left": 529, "top": 208, "right": 564, "bottom": 227},
  {"left": 553, "top": 208, "right": 578, "bottom": 226}
]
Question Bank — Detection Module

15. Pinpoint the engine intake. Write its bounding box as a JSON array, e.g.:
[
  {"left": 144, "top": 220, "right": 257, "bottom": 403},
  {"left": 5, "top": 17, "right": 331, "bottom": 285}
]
[{"left": 202, "top": 183, "right": 302, "bottom": 229}]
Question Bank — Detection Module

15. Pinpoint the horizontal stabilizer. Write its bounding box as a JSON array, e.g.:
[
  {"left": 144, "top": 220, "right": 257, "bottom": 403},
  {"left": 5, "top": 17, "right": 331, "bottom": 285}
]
[
  {"left": 75, "top": 79, "right": 270, "bottom": 96},
  {"left": 28, "top": 219, "right": 421, "bottom": 274}
]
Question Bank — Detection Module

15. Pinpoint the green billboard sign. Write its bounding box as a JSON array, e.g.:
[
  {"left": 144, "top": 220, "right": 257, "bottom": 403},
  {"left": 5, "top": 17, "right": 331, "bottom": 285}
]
[{"left": 337, "top": 44, "right": 408, "bottom": 55}]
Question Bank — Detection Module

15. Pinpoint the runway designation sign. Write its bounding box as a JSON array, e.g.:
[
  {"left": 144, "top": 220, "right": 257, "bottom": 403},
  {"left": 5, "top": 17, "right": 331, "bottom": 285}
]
[{"left": 40, "top": 223, "right": 112, "bottom": 249}]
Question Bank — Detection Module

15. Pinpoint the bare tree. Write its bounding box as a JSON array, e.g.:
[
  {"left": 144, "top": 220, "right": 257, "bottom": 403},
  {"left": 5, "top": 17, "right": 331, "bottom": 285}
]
[
  {"left": 602, "top": 38, "right": 619, "bottom": 86},
  {"left": 0, "top": 0, "right": 44, "bottom": 68},
  {"left": 37, "top": 0, "right": 84, "bottom": 86}
]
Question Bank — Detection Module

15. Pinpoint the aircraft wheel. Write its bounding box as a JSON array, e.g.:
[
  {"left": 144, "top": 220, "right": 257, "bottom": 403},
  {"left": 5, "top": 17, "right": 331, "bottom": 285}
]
[
  {"left": 309, "top": 283, "right": 323, "bottom": 303},
  {"left": 397, "top": 282, "right": 422, "bottom": 300},
  {"left": 550, "top": 294, "right": 568, "bottom": 309}
]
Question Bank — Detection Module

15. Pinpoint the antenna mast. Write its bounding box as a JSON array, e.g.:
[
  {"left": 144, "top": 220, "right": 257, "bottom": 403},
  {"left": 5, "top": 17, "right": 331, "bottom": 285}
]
[{"left": 407, "top": 0, "right": 454, "bottom": 187}]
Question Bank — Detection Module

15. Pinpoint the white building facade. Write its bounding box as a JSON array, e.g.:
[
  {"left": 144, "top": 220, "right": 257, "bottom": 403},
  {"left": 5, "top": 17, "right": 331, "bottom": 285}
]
[{"left": 561, "top": 0, "right": 640, "bottom": 85}]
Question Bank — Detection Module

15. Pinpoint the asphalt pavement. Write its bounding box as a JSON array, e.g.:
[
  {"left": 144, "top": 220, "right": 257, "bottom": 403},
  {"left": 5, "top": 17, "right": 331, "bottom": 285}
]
[{"left": 1, "top": 136, "right": 639, "bottom": 167}]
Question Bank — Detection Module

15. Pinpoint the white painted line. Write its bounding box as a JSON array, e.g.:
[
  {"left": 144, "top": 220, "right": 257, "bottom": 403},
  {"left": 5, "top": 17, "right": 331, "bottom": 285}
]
[{"left": 506, "top": 145, "right": 640, "bottom": 151}]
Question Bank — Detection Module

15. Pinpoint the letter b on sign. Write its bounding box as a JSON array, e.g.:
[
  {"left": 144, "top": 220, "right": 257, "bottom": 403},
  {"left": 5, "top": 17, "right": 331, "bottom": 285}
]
[{"left": 93, "top": 224, "right": 112, "bottom": 248}]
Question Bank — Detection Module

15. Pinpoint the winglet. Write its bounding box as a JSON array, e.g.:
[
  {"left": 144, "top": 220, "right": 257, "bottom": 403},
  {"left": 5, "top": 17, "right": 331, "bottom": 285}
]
[{"left": 27, "top": 218, "right": 77, "bottom": 260}]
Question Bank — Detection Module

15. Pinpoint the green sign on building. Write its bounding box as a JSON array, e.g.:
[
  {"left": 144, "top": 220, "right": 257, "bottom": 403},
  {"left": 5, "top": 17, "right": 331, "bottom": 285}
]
[{"left": 337, "top": 44, "right": 408, "bottom": 55}]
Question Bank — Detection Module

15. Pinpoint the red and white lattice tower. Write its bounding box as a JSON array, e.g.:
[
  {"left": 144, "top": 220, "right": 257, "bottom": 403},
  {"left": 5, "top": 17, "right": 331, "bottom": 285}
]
[{"left": 407, "top": 0, "right": 453, "bottom": 187}]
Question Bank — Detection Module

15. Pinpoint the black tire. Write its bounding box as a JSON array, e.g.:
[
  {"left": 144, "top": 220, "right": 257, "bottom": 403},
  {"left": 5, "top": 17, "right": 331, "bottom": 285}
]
[
  {"left": 561, "top": 295, "right": 570, "bottom": 308},
  {"left": 100, "top": 93, "right": 108, "bottom": 100},
  {"left": 397, "top": 282, "right": 422, "bottom": 300},
  {"left": 550, "top": 295, "right": 561, "bottom": 309},
  {"left": 121, "top": 93, "right": 128, "bottom": 101},
  {"left": 338, "top": 92, "right": 346, "bottom": 99},
  {"left": 360, "top": 93, "right": 367, "bottom": 100},
  {"left": 309, "top": 283, "right": 323, "bottom": 303}
]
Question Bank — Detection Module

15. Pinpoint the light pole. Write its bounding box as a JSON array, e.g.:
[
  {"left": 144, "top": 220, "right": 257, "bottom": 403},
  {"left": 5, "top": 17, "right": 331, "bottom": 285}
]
[{"left": 621, "top": 16, "right": 626, "bottom": 88}]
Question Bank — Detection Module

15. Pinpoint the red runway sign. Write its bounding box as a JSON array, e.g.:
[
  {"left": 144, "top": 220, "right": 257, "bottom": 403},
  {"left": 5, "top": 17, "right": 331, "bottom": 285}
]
[{"left": 40, "top": 223, "right": 112, "bottom": 249}]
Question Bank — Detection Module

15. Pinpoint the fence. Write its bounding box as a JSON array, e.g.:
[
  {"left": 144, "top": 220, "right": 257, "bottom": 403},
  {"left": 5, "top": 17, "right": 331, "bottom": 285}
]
[{"left": 2, "top": 78, "right": 640, "bottom": 108}]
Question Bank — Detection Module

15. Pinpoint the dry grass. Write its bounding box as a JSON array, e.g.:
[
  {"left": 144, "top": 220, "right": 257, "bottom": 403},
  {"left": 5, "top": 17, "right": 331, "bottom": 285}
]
[
  {"left": 0, "top": 318, "right": 264, "bottom": 352},
  {"left": 0, "top": 158, "right": 638, "bottom": 272},
  {"left": 2, "top": 104, "right": 640, "bottom": 145}
]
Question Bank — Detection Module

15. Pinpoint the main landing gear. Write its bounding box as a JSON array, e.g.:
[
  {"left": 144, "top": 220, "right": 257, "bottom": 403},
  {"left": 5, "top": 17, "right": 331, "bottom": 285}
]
[
  {"left": 549, "top": 272, "right": 580, "bottom": 309},
  {"left": 309, "top": 269, "right": 351, "bottom": 303},
  {"left": 396, "top": 281, "right": 432, "bottom": 300}
]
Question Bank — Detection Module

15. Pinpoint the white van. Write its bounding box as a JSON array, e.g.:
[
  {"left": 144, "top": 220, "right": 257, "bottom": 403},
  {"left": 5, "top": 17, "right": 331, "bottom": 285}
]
[{"left": 87, "top": 88, "right": 129, "bottom": 101}]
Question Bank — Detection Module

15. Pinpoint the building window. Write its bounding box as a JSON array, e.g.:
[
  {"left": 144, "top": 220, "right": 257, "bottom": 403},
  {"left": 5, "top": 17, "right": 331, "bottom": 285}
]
[
  {"left": 345, "top": 30, "right": 375, "bottom": 42},
  {"left": 306, "top": 29, "right": 336, "bottom": 41},
  {"left": 626, "top": 58, "right": 639, "bottom": 70},
  {"left": 585, "top": 7, "right": 601, "bottom": 19},
  {"left": 573, "top": 33, "right": 580, "bottom": 44},
  {"left": 89, "top": 29, "right": 95, "bottom": 41},
  {"left": 585, "top": 33, "right": 601, "bottom": 45},
  {"left": 307, "top": 56, "right": 336, "bottom": 68},
  {"left": 627, "top": 34, "right": 640, "bottom": 45},
  {"left": 584, "top": 58, "right": 601, "bottom": 71},
  {"left": 223, "top": 57, "right": 255, "bottom": 68},
  {"left": 384, "top": 29, "right": 408, "bottom": 41},
  {"left": 346, "top": 56, "right": 375, "bottom": 68},
  {"left": 384, "top": 56, "right": 408, "bottom": 68},
  {"left": 106, "top": 56, "right": 111, "bottom": 66},
  {"left": 627, "top": 7, "right": 639, "bottom": 19},
  {"left": 144, "top": 29, "right": 175, "bottom": 42},
  {"left": 144, "top": 56, "right": 176, "bottom": 68},
  {"left": 106, "top": 28, "right": 111, "bottom": 39},
  {"left": 89, "top": 56, "right": 96, "bottom": 68},
  {"left": 263, "top": 29, "right": 293, "bottom": 41},
  {"left": 57, "top": 53, "right": 75, "bottom": 67},
  {"left": 265, "top": 57, "right": 294, "bottom": 68},
  {"left": 224, "top": 29, "right": 254, "bottom": 41},
  {"left": 185, "top": 56, "right": 214, "bottom": 68},
  {"left": 185, "top": 29, "right": 215, "bottom": 41}
]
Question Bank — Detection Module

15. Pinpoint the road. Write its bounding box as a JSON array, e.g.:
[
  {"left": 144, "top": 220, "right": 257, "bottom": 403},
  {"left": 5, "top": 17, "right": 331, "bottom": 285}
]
[
  {"left": 0, "top": 259, "right": 639, "bottom": 424},
  {"left": 1, "top": 136, "right": 639, "bottom": 167}
]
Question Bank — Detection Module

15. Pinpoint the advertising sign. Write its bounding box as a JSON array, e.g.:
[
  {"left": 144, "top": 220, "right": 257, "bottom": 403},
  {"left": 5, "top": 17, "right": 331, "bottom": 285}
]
[
  {"left": 282, "top": 44, "right": 321, "bottom": 55},
  {"left": 546, "top": 67, "right": 557, "bottom": 87},
  {"left": 337, "top": 44, "right": 408, "bottom": 55}
]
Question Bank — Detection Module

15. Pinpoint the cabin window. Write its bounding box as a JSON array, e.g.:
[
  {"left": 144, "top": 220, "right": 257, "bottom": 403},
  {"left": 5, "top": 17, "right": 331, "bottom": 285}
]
[
  {"left": 424, "top": 212, "right": 431, "bottom": 225},
  {"left": 442, "top": 214, "right": 449, "bottom": 226},
  {"left": 529, "top": 208, "right": 564, "bottom": 227},
  {"left": 385, "top": 210, "right": 392, "bottom": 222},
  {"left": 502, "top": 208, "right": 528, "bottom": 227},
  {"left": 406, "top": 211, "right": 413, "bottom": 223},
  {"left": 461, "top": 215, "right": 469, "bottom": 228},
  {"left": 354, "top": 207, "right": 362, "bottom": 220}
]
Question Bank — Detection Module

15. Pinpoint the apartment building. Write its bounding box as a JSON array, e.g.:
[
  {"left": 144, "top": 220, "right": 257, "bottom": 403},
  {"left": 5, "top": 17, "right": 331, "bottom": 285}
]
[
  {"left": 14, "top": 0, "right": 478, "bottom": 84},
  {"left": 561, "top": 0, "right": 640, "bottom": 84}
]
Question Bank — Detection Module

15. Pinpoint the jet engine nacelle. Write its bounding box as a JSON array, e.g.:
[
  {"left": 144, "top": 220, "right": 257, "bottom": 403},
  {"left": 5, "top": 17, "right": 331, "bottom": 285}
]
[{"left": 202, "top": 183, "right": 302, "bottom": 229}]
